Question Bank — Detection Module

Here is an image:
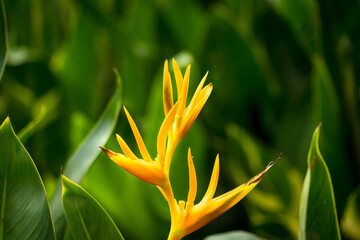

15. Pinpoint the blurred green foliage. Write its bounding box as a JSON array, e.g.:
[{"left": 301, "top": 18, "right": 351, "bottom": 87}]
[{"left": 0, "top": 0, "right": 359, "bottom": 239}]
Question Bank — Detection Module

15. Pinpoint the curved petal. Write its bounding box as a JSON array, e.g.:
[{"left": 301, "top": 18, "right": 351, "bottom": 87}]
[
  {"left": 123, "top": 107, "right": 152, "bottom": 162},
  {"left": 101, "top": 147, "right": 164, "bottom": 185}
]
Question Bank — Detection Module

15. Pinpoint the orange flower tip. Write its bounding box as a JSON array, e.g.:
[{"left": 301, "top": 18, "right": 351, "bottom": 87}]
[
  {"left": 115, "top": 133, "right": 123, "bottom": 142},
  {"left": 247, "top": 153, "right": 282, "bottom": 186},
  {"left": 100, "top": 146, "right": 118, "bottom": 158},
  {"left": 266, "top": 152, "right": 282, "bottom": 169}
]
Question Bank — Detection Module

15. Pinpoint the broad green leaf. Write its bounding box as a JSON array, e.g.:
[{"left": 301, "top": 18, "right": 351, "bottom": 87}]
[
  {"left": 204, "top": 230, "right": 263, "bottom": 240},
  {"left": 341, "top": 186, "right": 360, "bottom": 239},
  {"left": 61, "top": 175, "right": 124, "bottom": 240},
  {"left": 51, "top": 71, "right": 122, "bottom": 238},
  {"left": 0, "top": 0, "right": 8, "bottom": 80},
  {"left": 0, "top": 117, "right": 55, "bottom": 240},
  {"left": 299, "top": 125, "right": 341, "bottom": 240}
]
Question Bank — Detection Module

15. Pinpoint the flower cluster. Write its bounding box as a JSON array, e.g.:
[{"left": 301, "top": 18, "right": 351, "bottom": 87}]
[{"left": 101, "top": 59, "right": 280, "bottom": 240}]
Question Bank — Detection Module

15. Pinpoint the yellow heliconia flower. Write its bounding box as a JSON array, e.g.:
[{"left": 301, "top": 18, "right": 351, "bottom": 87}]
[{"left": 101, "top": 59, "right": 280, "bottom": 240}]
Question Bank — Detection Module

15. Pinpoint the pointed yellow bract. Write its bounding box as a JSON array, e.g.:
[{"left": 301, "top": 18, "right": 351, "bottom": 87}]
[{"left": 100, "top": 59, "right": 281, "bottom": 240}]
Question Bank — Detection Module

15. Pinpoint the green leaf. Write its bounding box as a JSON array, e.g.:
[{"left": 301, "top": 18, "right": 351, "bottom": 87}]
[
  {"left": 204, "top": 230, "right": 263, "bottom": 240},
  {"left": 0, "top": 0, "right": 8, "bottom": 80},
  {"left": 341, "top": 186, "right": 360, "bottom": 239},
  {"left": 61, "top": 174, "right": 124, "bottom": 240},
  {"left": 50, "top": 70, "right": 122, "bottom": 238},
  {"left": 299, "top": 125, "right": 341, "bottom": 240},
  {"left": 0, "top": 117, "right": 55, "bottom": 240}
]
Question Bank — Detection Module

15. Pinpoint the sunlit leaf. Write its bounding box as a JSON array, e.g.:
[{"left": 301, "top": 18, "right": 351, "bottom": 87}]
[
  {"left": 61, "top": 174, "right": 124, "bottom": 240},
  {"left": 204, "top": 230, "right": 263, "bottom": 240},
  {"left": 0, "top": 0, "right": 8, "bottom": 80},
  {"left": 18, "top": 89, "right": 61, "bottom": 143},
  {"left": 299, "top": 125, "right": 341, "bottom": 240},
  {"left": 0, "top": 117, "right": 55, "bottom": 240},
  {"left": 341, "top": 186, "right": 360, "bottom": 239},
  {"left": 50, "top": 71, "right": 122, "bottom": 238}
]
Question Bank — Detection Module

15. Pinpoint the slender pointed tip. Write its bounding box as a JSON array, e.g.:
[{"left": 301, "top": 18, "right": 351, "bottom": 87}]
[
  {"left": 214, "top": 154, "right": 220, "bottom": 175},
  {"left": 269, "top": 152, "right": 282, "bottom": 167},
  {"left": 203, "top": 71, "right": 209, "bottom": 77},
  {"left": 215, "top": 154, "right": 220, "bottom": 164},
  {"left": 1, "top": 116, "right": 11, "bottom": 128},
  {"left": 247, "top": 153, "right": 282, "bottom": 186},
  {"left": 100, "top": 146, "right": 118, "bottom": 158},
  {"left": 60, "top": 166, "right": 63, "bottom": 175},
  {"left": 123, "top": 106, "right": 132, "bottom": 120},
  {"left": 115, "top": 134, "right": 123, "bottom": 143}
]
